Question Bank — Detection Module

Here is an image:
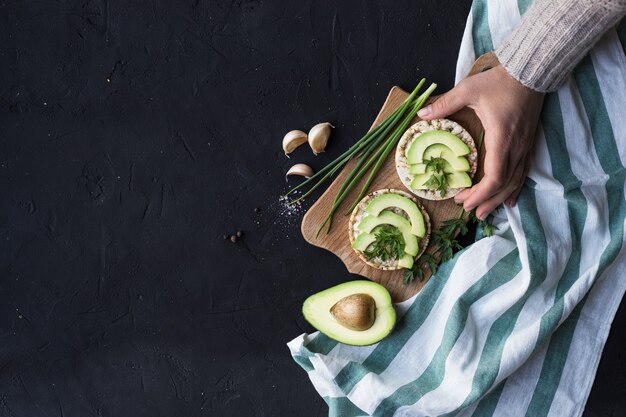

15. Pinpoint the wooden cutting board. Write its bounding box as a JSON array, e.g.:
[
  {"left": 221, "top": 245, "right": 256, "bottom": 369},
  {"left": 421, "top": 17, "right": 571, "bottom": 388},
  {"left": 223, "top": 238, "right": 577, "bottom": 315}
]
[{"left": 300, "top": 53, "right": 498, "bottom": 302}]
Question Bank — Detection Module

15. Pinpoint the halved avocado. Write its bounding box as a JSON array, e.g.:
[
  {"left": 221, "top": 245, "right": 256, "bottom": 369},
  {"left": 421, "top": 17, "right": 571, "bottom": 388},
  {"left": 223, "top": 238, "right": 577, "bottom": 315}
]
[
  {"left": 364, "top": 193, "right": 425, "bottom": 237},
  {"left": 410, "top": 171, "right": 472, "bottom": 190},
  {"left": 302, "top": 280, "right": 396, "bottom": 346},
  {"left": 406, "top": 130, "right": 470, "bottom": 163},
  {"left": 357, "top": 212, "right": 418, "bottom": 256}
]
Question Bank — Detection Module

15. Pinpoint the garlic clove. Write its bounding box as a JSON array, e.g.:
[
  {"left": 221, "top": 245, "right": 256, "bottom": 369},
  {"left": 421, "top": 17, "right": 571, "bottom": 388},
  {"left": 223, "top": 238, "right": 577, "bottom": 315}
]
[
  {"left": 308, "top": 122, "right": 333, "bottom": 155},
  {"left": 286, "top": 163, "right": 314, "bottom": 179},
  {"left": 282, "top": 130, "right": 308, "bottom": 157}
]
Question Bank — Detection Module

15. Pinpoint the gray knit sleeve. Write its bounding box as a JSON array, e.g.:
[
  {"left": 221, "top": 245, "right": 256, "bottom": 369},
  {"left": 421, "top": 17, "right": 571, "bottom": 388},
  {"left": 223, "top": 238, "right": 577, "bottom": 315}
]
[{"left": 495, "top": 0, "right": 626, "bottom": 92}]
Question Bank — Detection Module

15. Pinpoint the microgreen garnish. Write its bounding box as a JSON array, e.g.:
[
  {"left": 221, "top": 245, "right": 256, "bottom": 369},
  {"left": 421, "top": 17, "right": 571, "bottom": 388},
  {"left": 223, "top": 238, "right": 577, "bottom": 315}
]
[{"left": 364, "top": 226, "right": 405, "bottom": 262}]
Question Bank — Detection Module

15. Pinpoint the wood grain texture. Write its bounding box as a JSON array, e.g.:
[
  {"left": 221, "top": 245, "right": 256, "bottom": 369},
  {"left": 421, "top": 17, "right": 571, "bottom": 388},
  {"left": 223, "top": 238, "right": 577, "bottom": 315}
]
[{"left": 301, "top": 53, "right": 499, "bottom": 302}]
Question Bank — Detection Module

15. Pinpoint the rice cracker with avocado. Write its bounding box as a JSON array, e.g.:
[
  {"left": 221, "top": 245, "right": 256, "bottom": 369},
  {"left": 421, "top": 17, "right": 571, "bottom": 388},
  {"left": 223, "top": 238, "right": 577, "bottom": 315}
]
[
  {"left": 348, "top": 189, "right": 431, "bottom": 271},
  {"left": 395, "top": 118, "right": 478, "bottom": 200}
]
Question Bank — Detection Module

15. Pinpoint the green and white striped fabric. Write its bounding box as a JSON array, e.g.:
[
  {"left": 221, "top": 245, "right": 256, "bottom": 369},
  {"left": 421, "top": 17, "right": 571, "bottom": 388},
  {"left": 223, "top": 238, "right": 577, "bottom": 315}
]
[{"left": 288, "top": 0, "right": 626, "bottom": 415}]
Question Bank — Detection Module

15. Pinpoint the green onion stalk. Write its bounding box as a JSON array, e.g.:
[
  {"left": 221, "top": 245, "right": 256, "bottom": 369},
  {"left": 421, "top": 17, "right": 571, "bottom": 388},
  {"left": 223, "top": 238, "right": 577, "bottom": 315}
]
[
  {"left": 287, "top": 80, "right": 437, "bottom": 237},
  {"left": 286, "top": 80, "right": 425, "bottom": 202}
]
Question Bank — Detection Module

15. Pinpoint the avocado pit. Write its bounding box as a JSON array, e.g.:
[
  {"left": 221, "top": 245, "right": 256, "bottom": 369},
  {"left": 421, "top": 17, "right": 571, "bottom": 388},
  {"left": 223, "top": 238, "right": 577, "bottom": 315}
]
[{"left": 330, "top": 293, "right": 376, "bottom": 331}]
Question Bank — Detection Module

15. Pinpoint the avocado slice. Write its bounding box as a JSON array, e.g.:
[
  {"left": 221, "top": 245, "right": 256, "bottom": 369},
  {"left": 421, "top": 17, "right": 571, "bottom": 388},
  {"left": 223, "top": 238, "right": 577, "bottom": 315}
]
[
  {"left": 302, "top": 280, "right": 396, "bottom": 346},
  {"left": 408, "top": 163, "right": 429, "bottom": 175},
  {"left": 357, "top": 212, "right": 418, "bottom": 256},
  {"left": 406, "top": 130, "right": 470, "bottom": 164},
  {"left": 398, "top": 254, "right": 414, "bottom": 269},
  {"left": 351, "top": 227, "right": 380, "bottom": 251},
  {"left": 409, "top": 160, "right": 455, "bottom": 175},
  {"left": 410, "top": 171, "right": 472, "bottom": 190},
  {"left": 353, "top": 229, "right": 416, "bottom": 267},
  {"left": 424, "top": 144, "right": 471, "bottom": 170},
  {"left": 364, "top": 193, "right": 426, "bottom": 237}
]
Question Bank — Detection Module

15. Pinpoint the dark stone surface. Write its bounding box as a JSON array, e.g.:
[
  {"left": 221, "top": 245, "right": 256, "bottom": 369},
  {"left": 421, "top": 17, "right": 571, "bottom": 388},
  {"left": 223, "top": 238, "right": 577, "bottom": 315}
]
[{"left": 0, "top": 0, "right": 623, "bottom": 416}]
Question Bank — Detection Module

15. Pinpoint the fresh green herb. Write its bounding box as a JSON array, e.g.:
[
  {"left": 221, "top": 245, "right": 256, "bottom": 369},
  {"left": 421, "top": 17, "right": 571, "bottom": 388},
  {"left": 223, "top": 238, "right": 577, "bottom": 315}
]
[
  {"left": 403, "top": 264, "right": 423, "bottom": 284},
  {"left": 477, "top": 130, "right": 485, "bottom": 149},
  {"left": 423, "top": 172, "right": 448, "bottom": 198},
  {"left": 432, "top": 211, "right": 472, "bottom": 260},
  {"left": 402, "top": 129, "right": 499, "bottom": 284},
  {"left": 364, "top": 226, "right": 405, "bottom": 262},
  {"left": 421, "top": 253, "right": 439, "bottom": 276},
  {"left": 402, "top": 210, "right": 464, "bottom": 284},
  {"left": 402, "top": 207, "right": 500, "bottom": 284},
  {"left": 341, "top": 83, "right": 438, "bottom": 219},
  {"left": 467, "top": 209, "right": 499, "bottom": 237},
  {"left": 481, "top": 222, "right": 497, "bottom": 237},
  {"left": 423, "top": 156, "right": 450, "bottom": 198},
  {"left": 425, "top": 156, "right": 448, "bottom": 173},
  {"left": 287, "top": 80, "right": 425, "bottom": 204}
]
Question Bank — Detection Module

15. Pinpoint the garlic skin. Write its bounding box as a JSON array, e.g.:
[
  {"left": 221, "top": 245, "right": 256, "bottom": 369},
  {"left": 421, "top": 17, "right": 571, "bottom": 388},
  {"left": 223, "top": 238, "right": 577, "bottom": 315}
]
[
  {"left": 308, "top": 122, "right": 333, "bottom": 155},
  {"left": 286, "top": 163, "right": 314, "bottom": 179},
  {"left": 282, "top": 130, "right": 308, "bottom": 157}
]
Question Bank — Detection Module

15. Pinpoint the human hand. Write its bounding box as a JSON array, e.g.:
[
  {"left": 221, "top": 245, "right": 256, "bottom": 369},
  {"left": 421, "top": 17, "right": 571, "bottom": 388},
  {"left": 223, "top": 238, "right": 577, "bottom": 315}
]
[{"left": 417, "top": 64, "right": 544, "bottom": 220}]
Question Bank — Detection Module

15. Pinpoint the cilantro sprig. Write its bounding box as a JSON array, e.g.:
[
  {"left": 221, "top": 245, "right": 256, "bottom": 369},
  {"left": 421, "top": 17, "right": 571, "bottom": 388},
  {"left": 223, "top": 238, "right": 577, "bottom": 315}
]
[
  {"left": 423, "top": 156, "right": 450, "bottom": 198},
  {"left": 364, "top": 226, "right": 405, "bottom": 262},
  {"left": 402, "top": 208, "right": 498, "bottom": 285}
]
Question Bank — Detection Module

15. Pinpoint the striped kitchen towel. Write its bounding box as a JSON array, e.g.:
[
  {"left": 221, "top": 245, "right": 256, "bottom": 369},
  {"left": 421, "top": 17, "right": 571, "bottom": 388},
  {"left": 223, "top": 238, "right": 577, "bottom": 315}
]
[{"left": 288, "top": 1, "right": 626, "bottom": 416}]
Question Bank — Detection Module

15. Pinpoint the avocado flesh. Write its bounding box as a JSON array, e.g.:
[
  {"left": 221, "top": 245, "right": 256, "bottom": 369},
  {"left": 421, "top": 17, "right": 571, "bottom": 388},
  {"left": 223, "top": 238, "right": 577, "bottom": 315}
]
[
  {"left": 398, "top": 254, "right": 414, "bottom": 269},
  {"left": 357, "top": 212, "right": 418, "bottom": 256},
  {"left": 352, "top": 226, "right": 381, "bottom": 251},
  {"left": 406, "top": 130, "right": 470, "bottom": 163},
  {"left": 302, "top": 280, "right": 396, "bottom": 346},
  {"left": 364, "top": 193, "right": 425, "bottom": 237},
  {"left": 411, "top": 171, "right": 472, "bottom": 190},
  {"left": 409, "top": 144, "right": 471, "bottom": 173},
  {"left": 353, "top": 230, "right": 416, "bottom": 268},
  {"left": 409, "top": 160, "right": 456, "bottom": 175}
]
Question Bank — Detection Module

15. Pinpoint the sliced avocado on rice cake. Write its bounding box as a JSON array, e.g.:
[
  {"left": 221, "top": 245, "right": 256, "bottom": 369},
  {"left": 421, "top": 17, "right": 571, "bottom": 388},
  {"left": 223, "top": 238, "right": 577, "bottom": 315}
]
[
  {"left": 349, "top": 189, "right": 430, "bottom": 272},
  {"left": 395, "top": 118, "right": 477, "bottom": 200}
]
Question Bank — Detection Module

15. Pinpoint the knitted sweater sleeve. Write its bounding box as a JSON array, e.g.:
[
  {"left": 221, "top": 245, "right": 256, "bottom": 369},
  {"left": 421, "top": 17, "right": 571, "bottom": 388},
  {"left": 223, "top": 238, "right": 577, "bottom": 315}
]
[{"left": 495, "top": 0, "right": 626, "bottom": 92}]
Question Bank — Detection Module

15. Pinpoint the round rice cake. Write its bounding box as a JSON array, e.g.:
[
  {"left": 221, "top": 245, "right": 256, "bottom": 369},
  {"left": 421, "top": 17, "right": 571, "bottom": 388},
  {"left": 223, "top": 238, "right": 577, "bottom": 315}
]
[
  {"left": 395, "top": 118, "right": 477, "bottom": 200},
  {"left": 348, "top": 188, "right": 431, "bottom": 271}
]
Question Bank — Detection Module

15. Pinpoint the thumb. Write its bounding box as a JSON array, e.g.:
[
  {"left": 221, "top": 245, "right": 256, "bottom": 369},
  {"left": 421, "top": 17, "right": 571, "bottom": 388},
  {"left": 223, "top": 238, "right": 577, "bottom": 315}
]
[{"left": 417, "top": 83, "right": 469, "bottom": 120}]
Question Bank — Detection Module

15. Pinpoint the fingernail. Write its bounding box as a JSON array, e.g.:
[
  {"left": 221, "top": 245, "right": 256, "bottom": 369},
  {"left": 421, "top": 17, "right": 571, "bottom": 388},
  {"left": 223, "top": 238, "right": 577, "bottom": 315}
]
[{"left": 417, "top": 105, "right": 432, "bottom": 118}]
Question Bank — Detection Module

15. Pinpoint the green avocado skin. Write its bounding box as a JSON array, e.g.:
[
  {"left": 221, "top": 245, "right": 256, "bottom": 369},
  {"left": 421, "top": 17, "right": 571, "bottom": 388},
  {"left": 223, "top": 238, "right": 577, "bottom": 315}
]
[{"left": 302, "top": 281, "right": 396, "bottom": 346}]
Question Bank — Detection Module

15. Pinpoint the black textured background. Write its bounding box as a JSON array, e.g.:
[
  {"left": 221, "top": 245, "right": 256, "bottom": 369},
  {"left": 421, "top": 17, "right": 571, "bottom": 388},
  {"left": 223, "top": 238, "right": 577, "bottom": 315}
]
[{"left": 0, "top": 0, "right": 624, "bottom": 416}]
